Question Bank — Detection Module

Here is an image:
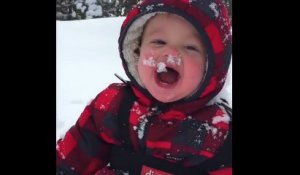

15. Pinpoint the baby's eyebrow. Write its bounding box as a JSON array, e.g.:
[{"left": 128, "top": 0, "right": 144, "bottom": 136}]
[{"left": 144, "top": 28, "right": 162, "bottom": 37}]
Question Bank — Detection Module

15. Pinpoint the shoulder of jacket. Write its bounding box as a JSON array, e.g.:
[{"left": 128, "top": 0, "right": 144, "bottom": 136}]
[
  {"left": 215, "top": 101, "right": 232, "bottom": 122},
  {"left": 92, "top": 83, "right": 128, "bottom": 111}
]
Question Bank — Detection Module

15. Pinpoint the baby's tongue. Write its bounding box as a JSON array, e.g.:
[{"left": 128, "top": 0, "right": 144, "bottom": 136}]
[{"left": 157, "top": 67, "right": 179, "bottom": 84}]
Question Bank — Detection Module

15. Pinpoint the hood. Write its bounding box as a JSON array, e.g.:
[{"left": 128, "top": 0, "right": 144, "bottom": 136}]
[{"left": 118, "top": 0, "right": 232, "bottom": 107}]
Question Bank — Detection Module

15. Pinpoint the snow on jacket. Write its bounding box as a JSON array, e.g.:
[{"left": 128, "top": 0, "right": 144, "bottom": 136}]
[{"left": 57, "top": 0, "right": 232, "bottom": 174}]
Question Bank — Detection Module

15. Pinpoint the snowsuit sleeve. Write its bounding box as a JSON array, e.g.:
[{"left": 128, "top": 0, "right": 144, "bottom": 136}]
[
  {"left": 56, "top": 83, "right": 125, "bottom": 175},
  {"left": 209, "top": 167, "right": 232, "bottom": 175}
]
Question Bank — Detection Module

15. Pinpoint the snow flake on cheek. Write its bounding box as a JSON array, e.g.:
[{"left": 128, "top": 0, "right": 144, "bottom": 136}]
[
  {"left": 167, "top": 54, "right": 182, "bottom": 66},
  {"left": 142, "top": 56, "right": 156, "bottom": 67}
]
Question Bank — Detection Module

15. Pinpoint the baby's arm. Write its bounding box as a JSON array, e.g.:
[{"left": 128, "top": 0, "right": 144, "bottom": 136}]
[
  {"left": 56, "top": 101, "right": 112, "bottom": 174},
  {"left": 209, "top": 167, "right": 232, "bottom": 175},
  {"left": 56, "top": 84, "right": 125, "bottom": 175}
]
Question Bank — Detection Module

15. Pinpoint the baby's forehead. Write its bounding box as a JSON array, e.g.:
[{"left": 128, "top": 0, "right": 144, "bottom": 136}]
[
  {"left": 146, "top": 13, "right": 189, "bottom": 26},
  {"left": 143, "top": 13, "right": 202, "bottom": 40}
]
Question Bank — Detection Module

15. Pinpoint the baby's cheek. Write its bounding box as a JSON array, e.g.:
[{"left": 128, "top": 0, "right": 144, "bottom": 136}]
[
  {"left": 185, "top": 59, "right": 205, "bottom": 78},
  {"left": 138, "top": 60, "right": 152, "bottom": 80},
  {"left": 140, "top": 49, "right": 158, "bottom": 59}
]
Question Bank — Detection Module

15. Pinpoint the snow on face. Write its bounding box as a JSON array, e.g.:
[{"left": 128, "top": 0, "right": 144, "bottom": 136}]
[
  {"left": 167, "top": 54, "right": 182, "bottom": 66},
  {"left": 142, "top": 54, "right": 182, "bottom": 73},
  {"left": 142, "top": 56, "right": 156, "bottom": 67},
  {"left": 157, "top": 62, "right": 167, "bottom": 72}
]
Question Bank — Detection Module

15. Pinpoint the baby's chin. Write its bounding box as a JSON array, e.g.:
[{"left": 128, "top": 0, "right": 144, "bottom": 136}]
[
  {"left": 149, "top": 89, "right": 183, "bottom": 103},
  {"left": 153, "top": 95, "right": 180, "bottom": 103},
  {"left": 147, "top": 82, "right": 200, "bottom": 103}
]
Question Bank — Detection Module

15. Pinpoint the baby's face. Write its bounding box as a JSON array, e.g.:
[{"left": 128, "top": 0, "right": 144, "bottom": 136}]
[{"left": 138, "top": 13, "right": 206, "bottom": 103}]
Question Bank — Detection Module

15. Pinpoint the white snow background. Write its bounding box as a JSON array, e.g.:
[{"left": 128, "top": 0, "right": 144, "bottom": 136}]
[{"left": 56, "top": 17, "right": 232, "bottom": 141}]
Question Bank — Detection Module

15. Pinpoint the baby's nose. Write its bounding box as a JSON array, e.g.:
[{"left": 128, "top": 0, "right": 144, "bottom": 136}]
[
  {"left": 157, "top": 47, "right": 182, "bottom": 66},
  {"left": 162, "top": 46, "right": 179, "bottom": 57}
]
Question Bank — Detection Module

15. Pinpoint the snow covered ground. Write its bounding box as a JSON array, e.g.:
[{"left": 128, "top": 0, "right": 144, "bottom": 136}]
[
  {"left": 56, "top": 17, "right": 232, "bottom": 141},
  {"left": 56, "top": 17, "right": 127, "bottom": 140}
]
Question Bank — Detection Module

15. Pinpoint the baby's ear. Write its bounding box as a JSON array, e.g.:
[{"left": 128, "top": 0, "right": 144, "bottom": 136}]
[{"left": 134, "top": 48, "right": 140, "bottom": 55}]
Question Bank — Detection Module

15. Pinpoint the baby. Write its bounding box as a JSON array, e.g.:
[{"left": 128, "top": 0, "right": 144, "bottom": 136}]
[{"left": 57, "top": 0, "right": 232, "bottom": 174}]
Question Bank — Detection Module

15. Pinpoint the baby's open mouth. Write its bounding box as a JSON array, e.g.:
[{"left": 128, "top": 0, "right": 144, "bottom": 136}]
[{"left": 157, "top": 67, "right": 180, "bottom": 85}]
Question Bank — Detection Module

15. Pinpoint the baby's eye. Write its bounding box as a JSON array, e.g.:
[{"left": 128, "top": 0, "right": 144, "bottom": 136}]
[
  {"left": 185, "top": 45, "right": 199, "bottom": 52},
  {"left": 152, "top": 39, "right": 166, "bottom": 46}
]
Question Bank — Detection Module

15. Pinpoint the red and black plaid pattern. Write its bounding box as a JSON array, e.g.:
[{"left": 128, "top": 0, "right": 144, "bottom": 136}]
[{"left": 57, "top": 83, "right": 231, "bottom": 174}]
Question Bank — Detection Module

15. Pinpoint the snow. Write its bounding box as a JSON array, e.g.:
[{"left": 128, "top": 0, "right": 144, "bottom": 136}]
[
  {"left": 212, "top": 115, "right": 230, "bottom": 124},
  {"left": 86, "top": 0, "right": 97, "bottom": 4},
  {"left": 56, "top": 17, "right": 232, "bottom": 141},
  {"left": 56, "top": 17, "right": 127, "bottom": 141},
  {"left": 146, "top": 5, "right": 155, "bottom": 11},
  {"left": 209, "top": 2, "right": 219, "bottom": 18},
  {"left": 143, "top": 54, "right": 181, "bottom": 73},
  {"left": 137, "top": 115, "right": 148, "bottom": 139},
  {"left": 86, "top": 4, "right": 102, "bottom": 19},
  {"left": 142, "top": 56, "right": 156, "bottom": 67},
  {"left": 167, "top": 121, "right": 173, "bottom": 125},
  {"left": 84, "top": 0, "right": 103, "bottom": 19},
  {"left": 76, "top": 3, "right": 87, "bottom": 13},
  {"left": 157, "top": 62, "right": 167, "bottom": 72},
  {"left": 202, "top": 123, "right": 217, "bottom": 136},
  {"left": 167, "top": 54, "right": 181, "bottom": 65}
]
